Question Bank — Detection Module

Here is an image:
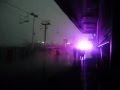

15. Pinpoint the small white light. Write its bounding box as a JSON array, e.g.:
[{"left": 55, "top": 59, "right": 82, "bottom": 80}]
[
  {"left": 67, "top": 42, "right": 71, "bottom": 45},
  {"left": 41, "top": 41, "right": 44, "bottom": 44}
]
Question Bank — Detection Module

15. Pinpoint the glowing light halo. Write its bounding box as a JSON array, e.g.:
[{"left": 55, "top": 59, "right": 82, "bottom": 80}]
[
  {"left": 76, "top": 40, "right": 93, "bottom": 50},
  {"left": 67, "top": 42, "right": 71, "bottom": 45}
]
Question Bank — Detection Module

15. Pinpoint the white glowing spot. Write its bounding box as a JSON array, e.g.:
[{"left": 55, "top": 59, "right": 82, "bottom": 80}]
[
  {"left": 76, "top": 40, "right": 93, "bottom": 50},
  {"left": 67, "top": 42, "right": 71, "bottom": 45},
  {"left": 41, "top": 41, "right": 45, "bottom": 44}
]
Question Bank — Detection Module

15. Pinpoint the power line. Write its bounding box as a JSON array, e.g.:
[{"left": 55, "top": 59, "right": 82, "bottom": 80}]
[
  {"left": 0, "top": 1, "right": 42, "bottom": 46},
  {"left": 0, "top": 1, "right": 29, "bottom": 14},
  {"left": 0, "top": 1, "right": 41, "bottom": 20}
]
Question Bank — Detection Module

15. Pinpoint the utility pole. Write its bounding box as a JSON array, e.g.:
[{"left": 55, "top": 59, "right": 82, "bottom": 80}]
[
  {"left": 30, "top": 13, "right": 38, "bottom": 47},
  {"left": 41, "top": 20, "right": 50, "bottom": 46},
  {"left": 41, "top": 21, "right": 50, "bottom": 82}
]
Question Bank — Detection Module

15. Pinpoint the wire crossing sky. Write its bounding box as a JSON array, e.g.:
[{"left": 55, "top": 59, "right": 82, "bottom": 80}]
[{"left": 0, "top": 0, "right": 90, "bottom": 46}]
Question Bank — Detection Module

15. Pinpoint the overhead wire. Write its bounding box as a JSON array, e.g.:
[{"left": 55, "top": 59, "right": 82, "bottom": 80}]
[{"left": 0, "top": 0, "right": 42, "bottom": 21}]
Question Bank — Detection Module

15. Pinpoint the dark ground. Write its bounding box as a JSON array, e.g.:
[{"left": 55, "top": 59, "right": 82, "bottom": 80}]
[{"left": 0, "top": 47, "right": 112, "bottom": 90}]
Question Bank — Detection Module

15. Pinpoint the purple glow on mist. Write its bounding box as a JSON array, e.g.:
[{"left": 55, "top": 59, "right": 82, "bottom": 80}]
[{"left": 76, "top": 40, "right": 93, "bottom": 50}]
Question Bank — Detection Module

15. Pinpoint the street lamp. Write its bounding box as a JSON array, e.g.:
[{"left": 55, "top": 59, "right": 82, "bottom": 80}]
[
  {"left": 41, "top": 20, "right": 50, "bottom": 46},
  {"left": 30, "top": 13, "right": 38, "bottom": 47}
]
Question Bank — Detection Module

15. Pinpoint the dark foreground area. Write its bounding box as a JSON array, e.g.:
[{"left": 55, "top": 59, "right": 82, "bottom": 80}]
[
  {"left": 0, "top": 47, "right": 113, "bottom": 90},
  {"left": 0, "top": 61, "right": 83, "bottom": 89}
]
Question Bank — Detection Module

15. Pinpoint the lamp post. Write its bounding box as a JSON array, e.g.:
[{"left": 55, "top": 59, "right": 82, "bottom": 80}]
[
  {"left": 30, "top": 13, "right": 38, "bottom": 47},
  {"left": 41, "top": 20, "right": 50, "bottom": 46}
]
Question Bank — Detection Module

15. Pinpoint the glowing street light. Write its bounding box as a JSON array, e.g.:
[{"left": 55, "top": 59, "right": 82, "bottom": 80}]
[{"left": 76, "top": 40, "right": 93, "bottom": 50}]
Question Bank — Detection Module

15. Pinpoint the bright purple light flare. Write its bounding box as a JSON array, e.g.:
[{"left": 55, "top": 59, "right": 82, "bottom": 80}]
[{"left": 76, "top": 40, "right": 93, "bottom": 50}]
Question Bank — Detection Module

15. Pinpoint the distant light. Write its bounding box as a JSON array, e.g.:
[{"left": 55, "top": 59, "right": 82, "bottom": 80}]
[
  {"left": 67, "top": 42, "right": 71, "bottom": 45},
  {"left": 41, "top": 41, "right": 45, "bottom": 44},
  {"left": 76, "top": 40, "right": 93, "bottom": 50}
]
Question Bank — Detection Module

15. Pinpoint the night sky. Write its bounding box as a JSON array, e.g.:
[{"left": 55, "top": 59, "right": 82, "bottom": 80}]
[{"left": 0, "top": 0, "right": 90, "bottom": 46}]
